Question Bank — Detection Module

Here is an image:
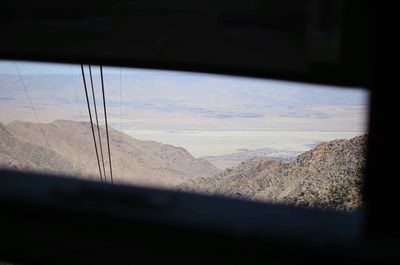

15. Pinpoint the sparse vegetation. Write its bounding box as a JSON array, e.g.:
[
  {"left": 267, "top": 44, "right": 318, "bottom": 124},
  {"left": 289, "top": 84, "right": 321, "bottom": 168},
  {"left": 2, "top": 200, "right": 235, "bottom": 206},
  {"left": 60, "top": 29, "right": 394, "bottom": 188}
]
[
  {"left": 0, "top": 120, "right": 220, "bottom": 187},
  {"left": 181, "top": 135, "right": 367, "bottom": 211},
  {"left": 1, "top": 120, "right": 367, "bottom": 211}
]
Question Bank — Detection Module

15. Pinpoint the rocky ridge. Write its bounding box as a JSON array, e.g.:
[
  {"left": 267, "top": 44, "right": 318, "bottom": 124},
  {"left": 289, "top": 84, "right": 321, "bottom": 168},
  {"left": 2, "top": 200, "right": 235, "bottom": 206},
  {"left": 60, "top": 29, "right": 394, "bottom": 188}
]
[{"left": 180, "top": 135, "right": 367, "bottom": 211}]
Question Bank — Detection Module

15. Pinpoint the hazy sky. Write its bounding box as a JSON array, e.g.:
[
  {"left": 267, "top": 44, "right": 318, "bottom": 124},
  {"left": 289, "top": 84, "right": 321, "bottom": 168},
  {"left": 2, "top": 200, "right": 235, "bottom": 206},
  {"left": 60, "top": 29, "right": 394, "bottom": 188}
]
[{"left": 0, "top": 60, "right": 369, "bottom": 133}]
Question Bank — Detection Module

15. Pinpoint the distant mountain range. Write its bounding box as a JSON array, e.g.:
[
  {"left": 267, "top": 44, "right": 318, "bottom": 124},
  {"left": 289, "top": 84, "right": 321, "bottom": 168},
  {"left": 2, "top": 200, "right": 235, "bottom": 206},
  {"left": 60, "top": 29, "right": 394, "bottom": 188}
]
[
  {"left": 0, "top": 72, "right": 368, "bottom": 132},
  {"left": 202, "top": 147, "right": 306, "bottom": 170},
  {"left": 0, "top": 120, "right": 220, "bottom": 187},
  {"left": 180, "top": 135, "right": 367, "bottom": 211},
  {"left": 0, "top": 120, "right": 367, "bottom": 211}
]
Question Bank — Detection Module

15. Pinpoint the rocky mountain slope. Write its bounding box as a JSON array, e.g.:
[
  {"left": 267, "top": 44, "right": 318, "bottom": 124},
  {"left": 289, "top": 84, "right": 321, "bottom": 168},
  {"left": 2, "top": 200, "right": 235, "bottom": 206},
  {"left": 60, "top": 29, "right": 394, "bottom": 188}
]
[
  {"left": 0, "top": 119, "right": 367, "bottom": 211},
  {"left": 0, "top": 120, "right": 220, "bottom": 187},
  {"left": 180, "top": 135, "right": 367, "bottom": 211}
]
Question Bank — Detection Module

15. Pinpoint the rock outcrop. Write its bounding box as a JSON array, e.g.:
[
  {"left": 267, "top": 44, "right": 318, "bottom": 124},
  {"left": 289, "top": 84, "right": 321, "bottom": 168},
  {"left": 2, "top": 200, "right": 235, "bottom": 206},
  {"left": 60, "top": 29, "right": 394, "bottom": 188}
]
[{"left": 180, "top": 135, "right": 367, "bottom": 211}]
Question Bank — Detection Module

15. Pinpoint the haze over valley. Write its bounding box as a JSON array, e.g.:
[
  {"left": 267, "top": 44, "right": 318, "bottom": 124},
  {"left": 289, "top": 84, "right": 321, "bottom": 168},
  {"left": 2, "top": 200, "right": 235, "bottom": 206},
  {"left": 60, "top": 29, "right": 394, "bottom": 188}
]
[
  {"left": 0, "top": 61, "right": 369, "bottom": 210},
  {"left": 0, "top": 120, "right": 219, "bottom": 187},
  {"left": 0, "top": 120, "right": 367, "bottom": 211}
]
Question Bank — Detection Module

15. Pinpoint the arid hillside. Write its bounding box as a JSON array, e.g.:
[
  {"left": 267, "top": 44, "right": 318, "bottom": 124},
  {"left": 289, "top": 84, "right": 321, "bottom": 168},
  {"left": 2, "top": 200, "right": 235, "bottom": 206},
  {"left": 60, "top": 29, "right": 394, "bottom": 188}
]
[
  {"left": 0, "top": 120, "right": 220, "bottom": 187},
  {"left": 180, "top": 135, "right": 367, "bottom": 211},
  {"left": 0, "top": 120, "right": 367, "bottom": 211}
]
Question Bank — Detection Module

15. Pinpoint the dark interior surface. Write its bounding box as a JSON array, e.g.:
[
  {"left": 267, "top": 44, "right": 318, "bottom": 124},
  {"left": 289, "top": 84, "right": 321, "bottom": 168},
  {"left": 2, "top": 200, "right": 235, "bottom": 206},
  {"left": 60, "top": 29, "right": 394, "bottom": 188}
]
[
  {"left": 0, "top": 0, "right": 369, "bottom": 87},
  {"left": 0, "top": 170, "right": 368, "bottom": 265},
  {"left": 1, "top": 1, "right": 398, "bottom": 264}
]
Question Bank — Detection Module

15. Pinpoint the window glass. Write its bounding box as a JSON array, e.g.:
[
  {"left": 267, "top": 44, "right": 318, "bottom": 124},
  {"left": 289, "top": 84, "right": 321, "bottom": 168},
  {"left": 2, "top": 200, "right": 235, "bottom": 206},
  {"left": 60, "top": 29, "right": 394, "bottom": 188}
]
[{"left": 0, "top": 60, "right": 369, "bottom": 211}]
